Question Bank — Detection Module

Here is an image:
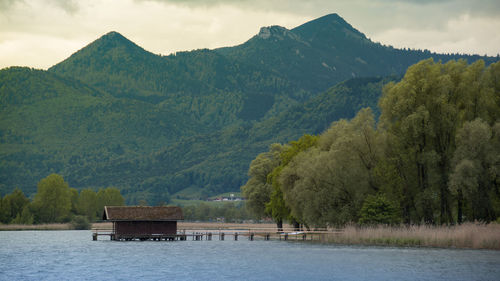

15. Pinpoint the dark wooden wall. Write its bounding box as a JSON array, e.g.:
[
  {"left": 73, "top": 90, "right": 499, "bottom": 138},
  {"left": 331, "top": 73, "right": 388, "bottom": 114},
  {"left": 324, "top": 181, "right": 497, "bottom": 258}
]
[{"left": 115, "top": 221, "right": 177, "bottom": 235}]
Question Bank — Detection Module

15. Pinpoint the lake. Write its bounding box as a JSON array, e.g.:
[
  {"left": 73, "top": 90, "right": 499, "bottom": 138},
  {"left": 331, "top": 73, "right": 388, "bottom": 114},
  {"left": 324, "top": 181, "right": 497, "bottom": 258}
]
[{"left": 1, "top": 231, "right": 499, "bottom": 280}]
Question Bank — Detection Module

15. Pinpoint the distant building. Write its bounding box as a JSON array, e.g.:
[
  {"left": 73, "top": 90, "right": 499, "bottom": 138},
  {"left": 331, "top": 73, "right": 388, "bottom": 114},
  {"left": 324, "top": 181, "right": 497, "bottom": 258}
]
[
  {"left": 102, "top": 206, "right": 183, "bottom": 240},
  {"left": 208, "top": 194, "right": 245, "bottom": 202}
]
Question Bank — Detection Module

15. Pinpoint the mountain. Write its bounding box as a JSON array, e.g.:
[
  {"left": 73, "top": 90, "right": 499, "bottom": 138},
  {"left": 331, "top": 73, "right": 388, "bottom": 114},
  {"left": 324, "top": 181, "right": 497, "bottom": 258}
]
[
  {"left": 50, "top": 32, "right": 297, "bottom": 125},
  {"left": 0, "top": 67, "right": 202, "bottom": 195},
  {"left": 1, "top": 14, "right": 498, "bottom": 203},
  {"left": 217, "top": 13, "right": 496, "bottom": 94}
]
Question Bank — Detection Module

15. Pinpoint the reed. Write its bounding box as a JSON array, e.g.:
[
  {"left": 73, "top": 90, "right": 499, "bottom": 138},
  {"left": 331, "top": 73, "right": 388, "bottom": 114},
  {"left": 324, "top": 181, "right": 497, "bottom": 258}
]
[
  {"left": 0, "top": 223, "right": 72, "bottom": 231},
  {"left": 326, "top": 223, "right": 500, "bottom": 249}
]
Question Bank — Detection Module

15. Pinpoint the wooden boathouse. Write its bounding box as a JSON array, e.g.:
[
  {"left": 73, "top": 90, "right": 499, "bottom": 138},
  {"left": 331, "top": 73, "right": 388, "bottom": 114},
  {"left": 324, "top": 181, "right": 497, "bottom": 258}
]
[
  {"left": 98, "top": 206, "right": 184, "bottom": 241},
  {"left": 93, "top": 206, "right": 343, "bottom": 242}
]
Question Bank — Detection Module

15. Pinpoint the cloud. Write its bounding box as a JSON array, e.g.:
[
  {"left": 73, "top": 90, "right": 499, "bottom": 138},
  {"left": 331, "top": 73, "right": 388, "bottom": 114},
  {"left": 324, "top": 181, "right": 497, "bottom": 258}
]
[
  {"left": 0, "top": 0, "right": 16, "bottom": 10},
  {"left": 139, "top": 0, "right": 500, "bottom": 18},
  {"left": 0, "top": 0, "right": 498, "bottom": 70},
  {"left": 50, "top": 0, "right": 79, "bottom": 14},
  {"left": 373, "top": 14, "right": 500, "bottom": 55}
]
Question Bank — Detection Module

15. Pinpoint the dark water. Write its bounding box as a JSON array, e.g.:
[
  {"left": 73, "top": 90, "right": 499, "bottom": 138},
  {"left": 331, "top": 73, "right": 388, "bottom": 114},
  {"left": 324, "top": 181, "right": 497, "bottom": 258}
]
[{"left": 1, "top": 231, "right": 499, "bottom": 281}]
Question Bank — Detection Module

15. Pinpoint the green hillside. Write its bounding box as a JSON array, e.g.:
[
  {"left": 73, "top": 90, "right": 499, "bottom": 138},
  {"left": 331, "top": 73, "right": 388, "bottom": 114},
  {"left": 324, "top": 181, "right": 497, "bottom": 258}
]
[
  {"left": 1, "top": 14, "right": 498, "bottom": 204},
  {"left": 0, "top": 67, "right": 202, "bottom": 196},
  {"left": 218, "top": 13, "right": 496, "bottom": 94}
]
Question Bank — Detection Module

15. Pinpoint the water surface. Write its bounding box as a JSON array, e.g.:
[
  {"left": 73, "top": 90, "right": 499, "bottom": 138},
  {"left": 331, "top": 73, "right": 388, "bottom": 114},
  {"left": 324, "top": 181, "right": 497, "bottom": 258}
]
[{"left": 1, "top": 231, "right": 499, "bottom": 280}]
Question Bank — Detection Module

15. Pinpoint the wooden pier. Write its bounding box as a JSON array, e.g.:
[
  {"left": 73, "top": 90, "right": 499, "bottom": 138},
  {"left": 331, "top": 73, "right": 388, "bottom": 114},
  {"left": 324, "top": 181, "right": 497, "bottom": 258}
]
[{"left": 92, "top": 226, "right": 343, "bottom": 242}]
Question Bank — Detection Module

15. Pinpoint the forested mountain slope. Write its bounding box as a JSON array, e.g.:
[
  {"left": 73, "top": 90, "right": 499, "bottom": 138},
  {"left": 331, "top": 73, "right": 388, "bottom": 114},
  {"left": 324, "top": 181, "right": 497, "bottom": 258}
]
[
  {"left": 1, "top": 14, "right": 498, "bottom": 203},
  {"left": 217, "top": 14, "right": 496, "bottom": 94}
]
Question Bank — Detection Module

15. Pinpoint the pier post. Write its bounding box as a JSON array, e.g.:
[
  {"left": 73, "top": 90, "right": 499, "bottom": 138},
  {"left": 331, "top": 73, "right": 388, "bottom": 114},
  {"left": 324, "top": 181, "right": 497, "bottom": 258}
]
[
  {"left": 249, "top": 233, "right": 254, "bottom": 241},
  {"left": 92, "top": 233, "right": 97, "bottom": 241},
  {"left": 208, "top": 233, "right": 212, "bottom": 241},
  {"left": 234, "top": 232, "right": 238, "bottom": 241},
  {"left": 265, "top": 233, "right": 270, "bottom": 241},
  {"left": 220, "top": 232, "right": 225, "bottom": 241},
  {"left": 284, "top": 233, "right": 288, "bottom": 241}
]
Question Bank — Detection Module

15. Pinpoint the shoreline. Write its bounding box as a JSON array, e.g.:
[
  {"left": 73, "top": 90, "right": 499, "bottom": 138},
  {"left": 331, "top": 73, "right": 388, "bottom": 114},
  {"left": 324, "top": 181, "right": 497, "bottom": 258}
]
[
  {"left": 0, "top": 222, "right": 288, "bottom": 231},
  {"left": 0, "top": 223, "right": 73, "bottom": 231},
  {"left": 1, "top": 222, "right": 498, "bottom": 250}
]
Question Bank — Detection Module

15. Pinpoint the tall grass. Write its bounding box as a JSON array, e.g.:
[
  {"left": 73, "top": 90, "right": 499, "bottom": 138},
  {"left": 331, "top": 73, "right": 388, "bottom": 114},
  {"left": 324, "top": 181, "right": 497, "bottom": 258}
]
[
  {"left": 0, "top": 223, "right": 72, "bottom": 231},
  {"left": 326, "top": 223, "right": 500, "bottom": 249}
]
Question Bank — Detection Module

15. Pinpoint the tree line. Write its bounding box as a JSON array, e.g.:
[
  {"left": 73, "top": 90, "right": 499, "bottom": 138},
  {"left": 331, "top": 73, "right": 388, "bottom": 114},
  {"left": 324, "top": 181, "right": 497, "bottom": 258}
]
[
  {"left": 242, "top": 59, "right": 500, "bottom": 227},
  {"left": 0, "top": 174, "right": 124, "bottom": 225}
]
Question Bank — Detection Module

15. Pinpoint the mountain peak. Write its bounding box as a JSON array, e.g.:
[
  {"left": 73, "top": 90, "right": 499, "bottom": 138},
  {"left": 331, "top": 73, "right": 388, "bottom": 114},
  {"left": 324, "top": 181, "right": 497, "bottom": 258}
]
[
  {"left": 292, "top": 13, "right": 368, "bottom": 42},
  {"left": 93, "top": 31, "right": 140, "bottom": 49},
  {"left": 101, "top": 31, "right": 127, "bottom": 40},
  {"left": 49, "top": 30, "right": 152, "bottom": 71},
  {"left": 310, "top": 13, "right": 348, "bottom": 26},
  {"left": 257, "top": 25, "right": 300, "bottom": 41}
]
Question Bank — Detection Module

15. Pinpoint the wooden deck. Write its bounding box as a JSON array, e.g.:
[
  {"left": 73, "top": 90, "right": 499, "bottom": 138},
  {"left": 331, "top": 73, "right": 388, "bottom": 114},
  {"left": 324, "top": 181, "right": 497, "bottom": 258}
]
[{"left": 92, "top": 226, "right": 343, "bottom": 241}]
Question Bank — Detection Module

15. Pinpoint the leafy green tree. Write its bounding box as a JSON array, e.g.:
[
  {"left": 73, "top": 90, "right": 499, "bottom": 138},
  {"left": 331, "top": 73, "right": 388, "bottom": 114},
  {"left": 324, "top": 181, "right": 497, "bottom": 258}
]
[
  {"left": 379, "top": 59, "right": 499, "bottom": 224},
  {"left": 96, "top": 187, "right": 125, "bottom": 213},
  {"left": 77, "top": 189, "right": 99, "bottom": 220},
  {"left": 11, "top": 205, "right": 34, "bottom": 225},
  {"left": 1, "top": 188, "right": 30, "bottom": 223},
  {"left": 241, "top": 144, "right": 283, "bottom": 219},
  {"left": 32, "top": 174, "right": 72, "bottom": 223},
  {"left": 0, "top": 197, "right": 6, "bottom": 223},
  {"left": 240, "top": 59, "right": 499, "bottom": 227},
  {"left": 279, "top": 109, "right": 382, "bottom": 227},
  {"left": 69, "top": 188, "right": 79, "bottom": 215},
  {"left": 265, "top": 135, "right": 318, "bottom": 230},
  {"left": 449, "top": 119, "right": 499, "bottom": 222},
  {"left": 359, "top": 194, "right": 400, "bottom": 225}
]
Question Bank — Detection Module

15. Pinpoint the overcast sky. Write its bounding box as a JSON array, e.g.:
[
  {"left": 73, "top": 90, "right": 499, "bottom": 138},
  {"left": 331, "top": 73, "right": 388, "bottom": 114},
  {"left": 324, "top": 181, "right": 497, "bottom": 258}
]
[{"left": 1, "top": 0, "right": 499, "bottom": 70}]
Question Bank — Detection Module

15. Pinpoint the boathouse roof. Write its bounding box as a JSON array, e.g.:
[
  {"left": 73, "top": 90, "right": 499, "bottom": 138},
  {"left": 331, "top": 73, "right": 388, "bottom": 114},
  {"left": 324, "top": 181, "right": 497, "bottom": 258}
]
[{"left": 103, "top": 206, "right": 183, "bottom": 221}]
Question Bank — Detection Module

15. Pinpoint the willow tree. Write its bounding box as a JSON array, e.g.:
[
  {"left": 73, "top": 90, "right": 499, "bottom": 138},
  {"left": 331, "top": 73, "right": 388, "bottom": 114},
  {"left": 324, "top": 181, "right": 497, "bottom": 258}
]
[
  {"left": 379, "top": 59, "right": 500, "bottom": 224},
  {"left": 241, "top": 144, "right": 283, "bottom": 219},
  {"left": 241, "top": 136, "right": 317, "bottom": 230},
  {"left": 279, "top": 108, "right": 384, "bottom": 227},
  {"left": 266, "top": 135, "right": 318, "bottom": 230},
  {"left": 449, "top": 119, "right": 500, "bottom": 222}
]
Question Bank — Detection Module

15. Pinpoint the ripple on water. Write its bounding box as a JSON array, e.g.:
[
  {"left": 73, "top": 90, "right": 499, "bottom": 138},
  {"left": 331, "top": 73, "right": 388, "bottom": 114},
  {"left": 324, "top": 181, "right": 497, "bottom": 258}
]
[{"left": 1, "top": 231, "right": 499, "bottom": 281}]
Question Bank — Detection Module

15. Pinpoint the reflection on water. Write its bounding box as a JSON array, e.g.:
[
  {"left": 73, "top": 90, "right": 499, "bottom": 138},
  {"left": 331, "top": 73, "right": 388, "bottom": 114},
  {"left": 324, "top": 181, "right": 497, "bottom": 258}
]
[{"left": 1, "top": 231, "right": 499, "bottom": 281}]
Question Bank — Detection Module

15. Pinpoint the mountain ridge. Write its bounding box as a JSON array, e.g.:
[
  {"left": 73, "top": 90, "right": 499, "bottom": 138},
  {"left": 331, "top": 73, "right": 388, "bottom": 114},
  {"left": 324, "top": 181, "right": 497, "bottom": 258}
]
[{"left": 2, "top": 14, "right": 499, "bottom": 203}]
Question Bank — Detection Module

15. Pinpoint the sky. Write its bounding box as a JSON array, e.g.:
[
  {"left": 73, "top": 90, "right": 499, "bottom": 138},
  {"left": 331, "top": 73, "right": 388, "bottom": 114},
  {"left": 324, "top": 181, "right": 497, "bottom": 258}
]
[{"left": 0, "top": 0, "right": 499, "bottom": 70}]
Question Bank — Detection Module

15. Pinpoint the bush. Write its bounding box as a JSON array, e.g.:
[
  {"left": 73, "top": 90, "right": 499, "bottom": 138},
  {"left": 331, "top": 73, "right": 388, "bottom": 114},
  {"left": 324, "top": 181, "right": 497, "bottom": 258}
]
[
  {"left": 359, "top": 194, "right": 400, "bottom": 225},
  {"left": 71, "top": 216, "right": 91, "bottom": 230}
]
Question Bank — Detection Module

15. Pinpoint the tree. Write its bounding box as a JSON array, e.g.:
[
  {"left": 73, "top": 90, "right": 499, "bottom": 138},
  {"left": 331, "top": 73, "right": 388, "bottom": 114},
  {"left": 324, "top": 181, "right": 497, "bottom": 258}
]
[
  {"left": 241, "top": 58, "right": 500, "bottom": 226},
  {"left": 32, "top": 174, "right": 72, "bottom": 223},
  {"left": 96, "top": 187, "right": 125, "bottom": 212},
  {"left": 0, "top": 197, "right": 6, "bottom": 223},
  {"left": 69, "top": 188, "right": 79, "bottom": 215},
  {"left": 379, "top": 59, "right": 499, "bottom": 224},
  {"left": 266, "top": 135, "right": 318, "bottom": 230},
  {"left": 449, "top": 119, "right": 498, "bottom": 222},
  {"left": 1, "top": 188, "right": 30, "bottom": 223},
  {"left": 359, "top": 194, "right": 400, "bottom": 225},
  {"left": 77, "top": 189, "right": 99, "bottom": 220},
  {"left": 11, "top": 205, "right": 34, "bottom": 225},
  {"left": 241, "top": 144, "right": 283, "bottom": 219},
  {"left": 280, "top": 109, "right": 380, "bottom": 227}
]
